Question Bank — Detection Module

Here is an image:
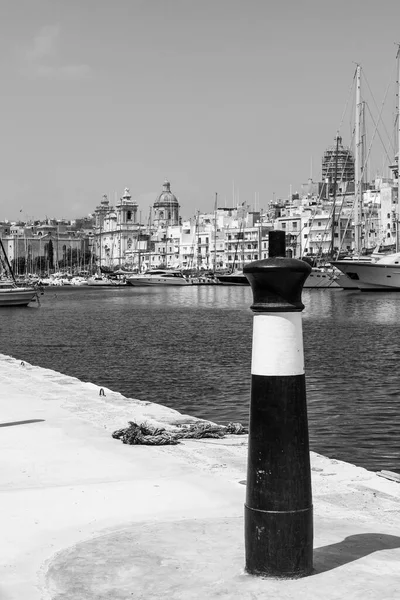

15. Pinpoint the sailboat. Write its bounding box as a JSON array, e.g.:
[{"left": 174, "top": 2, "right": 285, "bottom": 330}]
[
  {"left": 215, "top": 220, "right": 341, "bottom": 287},
  {"left": 332, "top": 51, "right": 400, "bottom": 290},
  {"left": 216, "top": 219, "right": 249, "bottom": 285},
  {"left": 0, "top": 239, "right": 40, "bottom": 306}
]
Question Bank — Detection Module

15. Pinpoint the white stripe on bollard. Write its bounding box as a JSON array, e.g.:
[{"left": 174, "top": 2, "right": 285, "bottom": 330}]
[{"left": 251, "top": 312, "right": 304, "bottom": 377}]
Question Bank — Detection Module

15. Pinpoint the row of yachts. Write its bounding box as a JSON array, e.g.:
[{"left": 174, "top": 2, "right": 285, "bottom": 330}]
[
  {"left": 18, "top": 267, "right": 340, "bottom": 289},
  {"left": 3, "top": 252, "right": 400, "bottom": 306}
]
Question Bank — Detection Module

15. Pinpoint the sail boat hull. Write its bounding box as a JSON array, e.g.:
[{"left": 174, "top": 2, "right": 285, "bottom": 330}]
[
  {"left": 216, "top": 272, "right": 249, "bottom": 285},
  {"left": 0, "top": 284, "right": 38, "bottom": 306}
]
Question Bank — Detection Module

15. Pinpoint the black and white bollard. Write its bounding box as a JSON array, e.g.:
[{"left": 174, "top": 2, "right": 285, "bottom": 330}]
[{"left": 243, "top": 255, "right": 313, "bottom": 578}]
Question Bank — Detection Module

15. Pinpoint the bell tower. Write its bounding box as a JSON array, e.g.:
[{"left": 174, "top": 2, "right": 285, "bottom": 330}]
[
  {"left": 116, "top": 188, "right": 138, "bottom": 225},
  {"left": 94, "top": 194, "right": 110, "bottom": 229}
]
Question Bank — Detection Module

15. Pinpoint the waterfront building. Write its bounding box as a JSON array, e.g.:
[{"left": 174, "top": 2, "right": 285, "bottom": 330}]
[
  {"left": 151, "top": 225, "right": 182, "bottom": 269},
  {"left": 92, "top": 180, "right": 182, "bottom": 271},
  {"left": 12, "top": 154, "right": 397, "bottom": 275},
  {"left": 0, "top": 221, "right": 90, "bottom": 275},
  {"left": 93, "top": 189, "right": 141, "bottom": 269},
  {"left": 362, "top": 177, "right": 398, "bottom": 251},
  {"left": 223, "top": 224, "right": 271, "bottom": 270}
]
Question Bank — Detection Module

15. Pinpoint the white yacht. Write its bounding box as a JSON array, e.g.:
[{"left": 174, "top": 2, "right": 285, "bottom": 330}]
[
  {"left": 332, "top": 252, "right": 400, "bottom": 290},
  {"left": 303, "top": 267, "right": 340, "bottom": 288},
  {"left": 126, "top": 269, "right": 191, "bottom": 286}
]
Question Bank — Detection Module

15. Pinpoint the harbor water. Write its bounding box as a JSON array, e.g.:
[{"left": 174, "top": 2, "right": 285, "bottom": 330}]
[{"left": 0, "top": 285, "right": 399, "bottom": 473}]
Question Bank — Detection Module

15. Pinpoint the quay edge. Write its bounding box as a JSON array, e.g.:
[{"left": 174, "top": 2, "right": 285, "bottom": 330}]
[{"left": 0, "top": 353, "right": 399, "bottom": 600}]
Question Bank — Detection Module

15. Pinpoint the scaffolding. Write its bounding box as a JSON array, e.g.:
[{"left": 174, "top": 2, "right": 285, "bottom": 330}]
[{"left": 322, "top": 136, "right": 355, "bottom": 183}]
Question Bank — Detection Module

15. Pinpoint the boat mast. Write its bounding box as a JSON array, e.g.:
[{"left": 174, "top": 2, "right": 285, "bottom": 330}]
[
  {"left": 196, "top": 211, "right": 201, "bottom": 269},
  {"left": 330, "top": 134, "right": 340, "bottom": 257},
  {"left": 213, "top": 192, "right": 218, "bottom": 273},
  {"left": 396, "top": 45, "right": 400, "bottom": 252},
  {"left": 354, "top": 63, "right": 362, "bottom": 254},
  {"left": 99, "top": 218, "right": 102, "bottom": 273},
  {"left": 0, "top": 238, "right": 17, "bottom": 283}
]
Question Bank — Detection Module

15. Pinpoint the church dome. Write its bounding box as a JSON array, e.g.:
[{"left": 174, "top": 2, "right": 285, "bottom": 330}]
[{"left": 154, "top": 179, "right": 178, "bottom": 205}]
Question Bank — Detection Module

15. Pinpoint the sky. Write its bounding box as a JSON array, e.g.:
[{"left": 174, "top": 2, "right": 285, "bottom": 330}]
[{"left": 0, "top": 0, "right": 399, "bottom": 222}]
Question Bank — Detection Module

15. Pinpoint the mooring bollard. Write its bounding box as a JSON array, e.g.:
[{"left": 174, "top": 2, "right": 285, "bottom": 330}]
[
  {"left": 243, "top": 249, "right": 313, "bottom": 578},
  {"left": 268, "top": 229, "right": 286, "bottom": 258}
]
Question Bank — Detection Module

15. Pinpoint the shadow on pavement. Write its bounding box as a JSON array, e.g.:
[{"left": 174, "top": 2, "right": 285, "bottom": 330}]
[
  {"left": 0, "top": 419, "right": 45, "bottom": 428},
  {"left": 313, "top": 533, "right": 400, "bottom": 574}
]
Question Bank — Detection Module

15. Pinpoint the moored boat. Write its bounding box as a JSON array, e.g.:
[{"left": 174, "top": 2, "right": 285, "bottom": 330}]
[
  {"left": 332, "top": 251, "right": 400, "bottom": 290},
  {"left": 0, "top": 281, "right": 39, "bottom": 306},
  {"left": 87, "top": 275, "right": 126, "bottom": 286},
  {"left": 216, "top": 266, "right": 341, "bottom": 288},
  {"left": 0, "top": 238, "right": 41, "bottom": 306},
  {"left": 332, "top": 50, "right": 400, "bottom": 289},
  {"left": 126, "top": 269, "right": 191, "bottom": 286},
  {"left": 215, "top": 271, "right": 248, "bottom": 285},
  {"left": 303, "top": 267, "right": 340, "bottom": 288}
]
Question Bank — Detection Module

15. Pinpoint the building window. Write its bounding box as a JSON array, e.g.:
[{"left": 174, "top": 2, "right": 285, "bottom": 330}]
[
  {"left": 281, "top": 223, "right": 286, "bottom": 229},
  {"left": 318, "top": 221, "right": 321, "bottom": 226},
  {"left": 292, "top": 222, "right": 297, "bottom": 228},
  {"left": 127, "top": 211, "right": 132, "bottom": 221},
  {"left": 304, "top": 234, "right": 308, "bottom": 238}
]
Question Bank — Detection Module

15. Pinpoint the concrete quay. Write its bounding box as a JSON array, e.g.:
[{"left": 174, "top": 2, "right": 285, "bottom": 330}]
[{"left": 0, "top": 353, "right": 399, "bottom": 599}]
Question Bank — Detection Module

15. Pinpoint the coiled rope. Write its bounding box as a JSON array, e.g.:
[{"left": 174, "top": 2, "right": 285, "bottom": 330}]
[{"left": 112, "top": 420, "right": 247, "bottom": 446}]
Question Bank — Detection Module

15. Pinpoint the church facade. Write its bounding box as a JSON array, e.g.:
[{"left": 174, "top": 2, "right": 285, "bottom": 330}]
[{"left": 93, "top": 180, "right": 181, "bottom": 270}]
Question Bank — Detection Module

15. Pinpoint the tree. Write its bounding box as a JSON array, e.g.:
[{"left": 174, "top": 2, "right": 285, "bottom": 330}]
[
  {"left": 34, "top": 256, "right": 47, "bottom": 274},
  {"left": 47, "top": 239, "right": 54, "bottom": 270},
  {"left": 11, "top": 256, "right": 26, "bottom": 275}
]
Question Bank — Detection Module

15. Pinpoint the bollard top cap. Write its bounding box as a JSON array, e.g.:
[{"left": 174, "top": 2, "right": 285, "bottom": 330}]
[{"left": 243, "top": 257, "right": 311, "bottom": 312}]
